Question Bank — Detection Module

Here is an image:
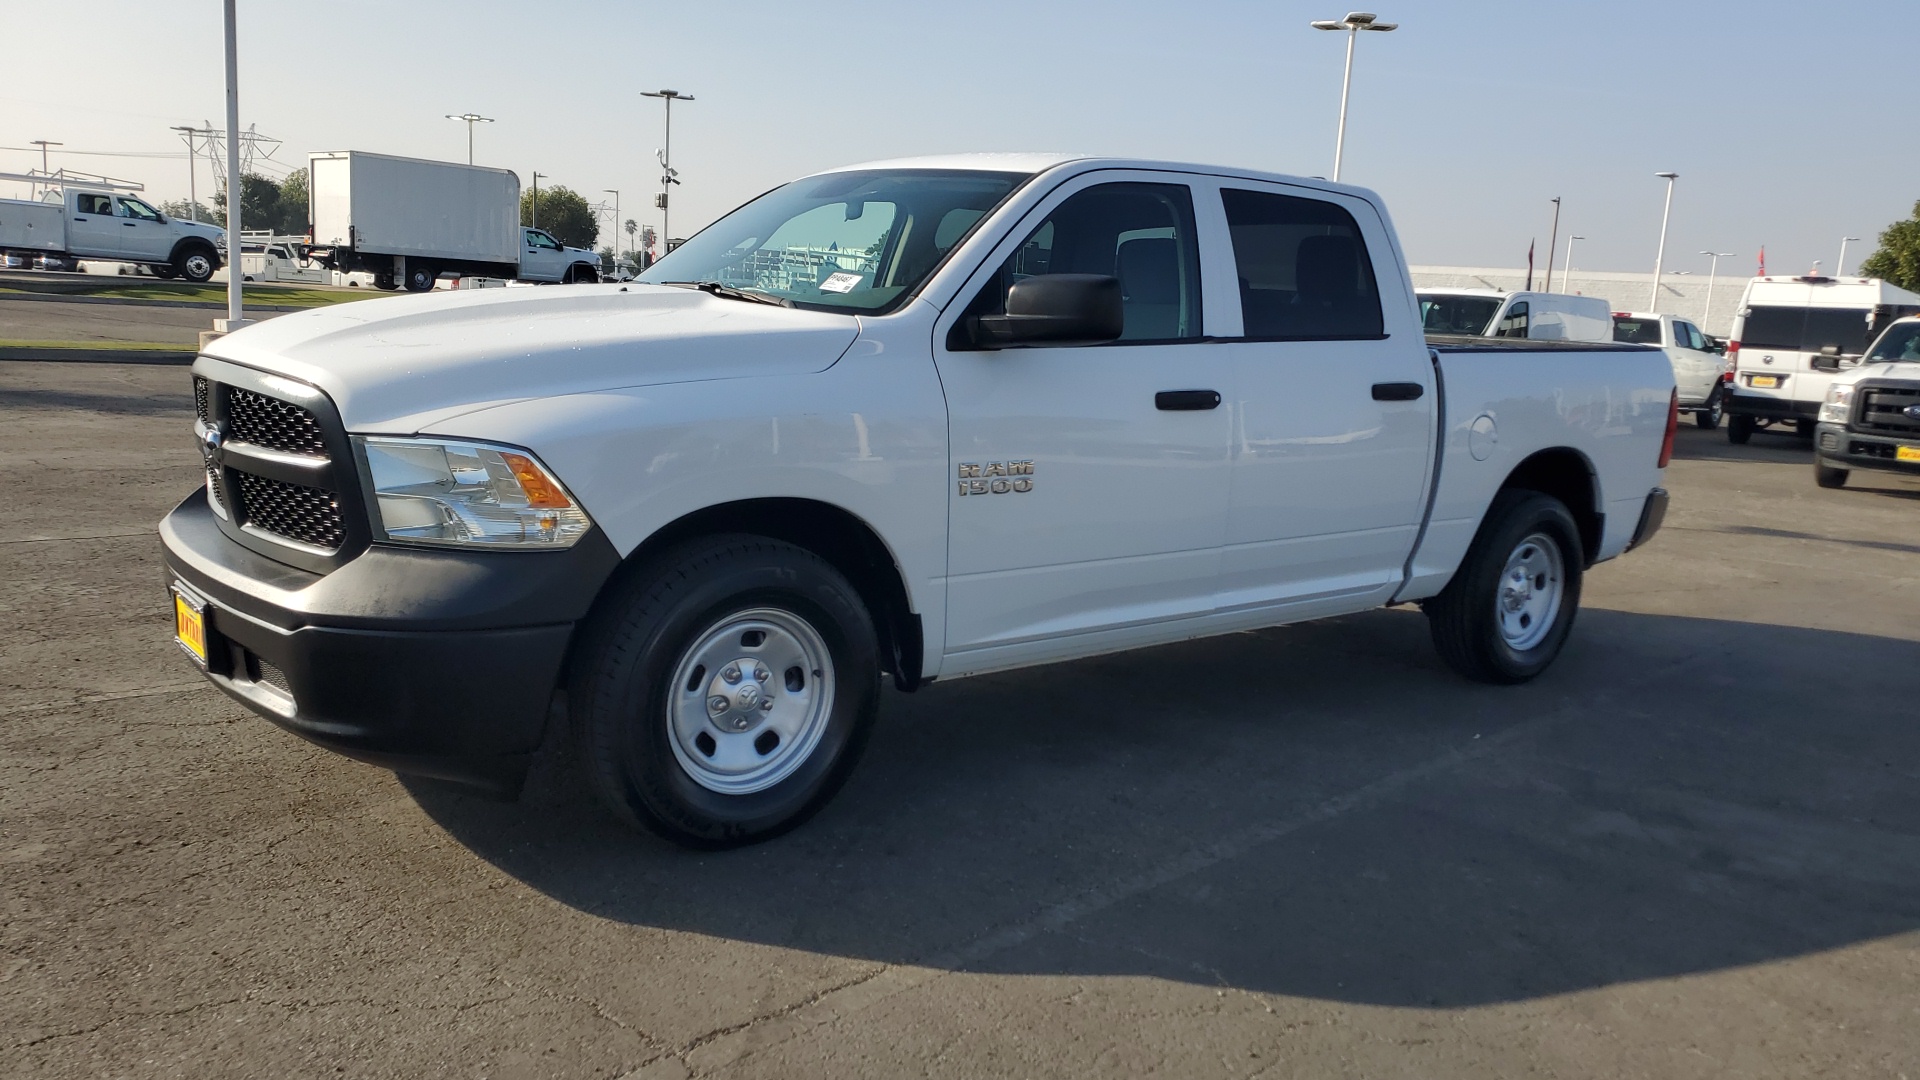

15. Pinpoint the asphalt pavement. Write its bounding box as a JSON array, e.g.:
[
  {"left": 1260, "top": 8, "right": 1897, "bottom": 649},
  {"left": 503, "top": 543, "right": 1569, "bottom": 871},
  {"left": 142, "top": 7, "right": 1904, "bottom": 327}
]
[{"left": 2, "top": 362, "right": 1916, "bottom": 1079}]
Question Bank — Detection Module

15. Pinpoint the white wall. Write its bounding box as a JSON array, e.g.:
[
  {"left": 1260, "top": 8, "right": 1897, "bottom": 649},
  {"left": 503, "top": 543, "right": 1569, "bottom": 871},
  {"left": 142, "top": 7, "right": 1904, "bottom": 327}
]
[{"left": 1409, "top": 265, "right": 1750, "bottom": 337}]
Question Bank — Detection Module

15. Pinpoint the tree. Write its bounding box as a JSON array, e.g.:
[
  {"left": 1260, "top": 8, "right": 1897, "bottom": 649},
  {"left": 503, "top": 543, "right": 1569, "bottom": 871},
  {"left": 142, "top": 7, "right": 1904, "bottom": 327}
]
[
  {"left": 1858, "top": 200, "right": 1920, "bottom": 292},
  {"left": 158, "top": 198, "right": 217, "bottom": 224},
  {"left": 519, "top": 184, "right": 598, "bottom": 248},
  {"left": 209, "top": 172, "right": 307, "bottom": 235},
  {"left": 276, "top": 170, "right": 309, "bottom": 234}
]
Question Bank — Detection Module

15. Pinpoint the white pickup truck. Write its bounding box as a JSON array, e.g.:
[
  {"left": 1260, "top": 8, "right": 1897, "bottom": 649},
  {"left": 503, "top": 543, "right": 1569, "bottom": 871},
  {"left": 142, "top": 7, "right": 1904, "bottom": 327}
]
[
  {"left": 160, "top": 155, "right": 1676, "bottom": 847},
  {"left": 0, "top": 187, "right": 225, "bottom": 281},
  {"left": 1610, "top": 311, "right": 1729, "bottom": 428}
]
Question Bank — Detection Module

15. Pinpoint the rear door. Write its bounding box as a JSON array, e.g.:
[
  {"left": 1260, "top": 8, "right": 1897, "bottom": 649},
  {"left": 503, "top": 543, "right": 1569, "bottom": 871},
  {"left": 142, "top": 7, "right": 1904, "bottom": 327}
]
[
  {"left": 1205, "top": 178, "right": 1435, "bottom": 617},
  {"left": 67, "top": 191, "right": 120, "bottom": 256},
  {"left": 932, "top": 172, "right": 1234, "bottom": 667}
]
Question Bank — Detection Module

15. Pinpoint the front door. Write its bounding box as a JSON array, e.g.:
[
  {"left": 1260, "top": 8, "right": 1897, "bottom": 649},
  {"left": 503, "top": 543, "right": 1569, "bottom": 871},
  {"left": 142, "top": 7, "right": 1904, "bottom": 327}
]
[
  {"left": 67, "top": 191, "right": 121, "bottom": 257},
  {"left": 1204, "top": 178, "right": 1435, "bottom": 616},
  {"left": 116, "top": 196, "right": 172, "bottom": 261},
  {"left": 933, "top": 174, "right": 1234, "bottom": 671},
  {"left": 521, "top": 228, "right": 565, "bottom": 280},
  {"left": 1669, "top": 319, "right": 1723, "bottom": 404}
]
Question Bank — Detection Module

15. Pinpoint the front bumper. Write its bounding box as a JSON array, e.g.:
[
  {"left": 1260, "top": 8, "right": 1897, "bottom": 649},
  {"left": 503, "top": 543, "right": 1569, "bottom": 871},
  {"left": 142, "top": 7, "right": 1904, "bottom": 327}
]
[
  {"left": 159, "top": 489, "right": 620, "bottom": 796},
  {"left": 1814, "top": 423, "right": 1920, "bottom": 477}
]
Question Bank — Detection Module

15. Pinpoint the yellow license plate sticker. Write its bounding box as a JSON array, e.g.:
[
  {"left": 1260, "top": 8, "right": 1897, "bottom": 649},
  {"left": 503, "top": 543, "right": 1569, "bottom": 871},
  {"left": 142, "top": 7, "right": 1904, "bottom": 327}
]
[
  {"left": 173, "top": 590, "right": 207, "bottom": 665},
  {"left": 1898, "top": 445, "right": 1920, "bottom": 463},
  {"left": 1749, "top": 375, "right": 1779, "bottom": 388}
]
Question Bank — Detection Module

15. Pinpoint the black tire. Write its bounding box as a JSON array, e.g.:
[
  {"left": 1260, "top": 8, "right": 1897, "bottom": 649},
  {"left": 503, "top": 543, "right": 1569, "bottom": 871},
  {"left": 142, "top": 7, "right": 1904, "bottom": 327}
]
[
  {"left": 567, "top": 263, "right": 599, "bottom": 284},
  {"left": 570, "top": 535, "right": 881, "bottom": 848},
  {"left": 1813, "top": 461, "right": 1849, "bottom": 489},
  {"left": 403, "top": 263, "right": 438, "bottom": 292},
  {"left": 1794, "top": 418, "right": 1815, "bottom": 437},
  {"left": 374, "top": 270, "right": 397, "bottom": 291},
  {"left": 1424, "top": 490, "right": 1584, "bottom": 685},
  {"left": 1727, "top": 414, "right": 1755, "bottom": 445},
  {"left": 1693, "top": 389, "right": 1723, "bottom": 430},
  {"left": 150, "top": 264, "right": 179, "bottom": 280},
  {"left": 174, "top": 245, "right": 216, "bottom": 283}
]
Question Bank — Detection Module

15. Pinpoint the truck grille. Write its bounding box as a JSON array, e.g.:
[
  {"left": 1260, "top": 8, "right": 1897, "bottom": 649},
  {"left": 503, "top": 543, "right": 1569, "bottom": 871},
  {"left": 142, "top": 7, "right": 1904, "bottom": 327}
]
[
  {"left": 227, "top": 387, "right": 329, "bottom": 456},
  {"left": 193, "top": 375, "right": 210, "bottom": 421},
  {"left": 234, "top": 473, "right": 347, "bottom": 550},
  {"left": 1855, "top": 385, "right": 1920, "bottom": 436}
]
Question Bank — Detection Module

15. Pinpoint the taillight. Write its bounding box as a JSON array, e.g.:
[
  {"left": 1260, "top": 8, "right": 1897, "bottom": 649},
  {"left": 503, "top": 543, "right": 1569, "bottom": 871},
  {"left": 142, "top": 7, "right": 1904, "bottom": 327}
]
[
  {"left": 1726, "top": 340, "right": 1741, "bottom": 363},
  {"left": 1657, "top": 387, "right": 1678, "bottom": 468}
]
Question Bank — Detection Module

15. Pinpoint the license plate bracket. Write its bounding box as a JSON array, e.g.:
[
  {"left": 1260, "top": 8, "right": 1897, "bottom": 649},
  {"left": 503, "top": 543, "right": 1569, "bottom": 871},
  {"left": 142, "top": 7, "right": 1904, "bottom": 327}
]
[
  {"left": 1749, "top": 375, "right": 1780, "bottom": 389},
  {"left": 172, "top": 583, "right": 208, "bottom": 667}
]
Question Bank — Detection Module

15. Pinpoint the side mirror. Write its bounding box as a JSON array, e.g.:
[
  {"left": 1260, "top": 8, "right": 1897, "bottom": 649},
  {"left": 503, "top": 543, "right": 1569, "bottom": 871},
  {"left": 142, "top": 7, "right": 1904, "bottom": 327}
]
[
  {"left": 972, "top": 274, "right": 1124, "bottom": 348},
  {"left": 1820, "top": 344, "right": 1841, "bottom": 356},
  {"left": 1812, "top": 344, "right": 1843, "bottom": 371}
]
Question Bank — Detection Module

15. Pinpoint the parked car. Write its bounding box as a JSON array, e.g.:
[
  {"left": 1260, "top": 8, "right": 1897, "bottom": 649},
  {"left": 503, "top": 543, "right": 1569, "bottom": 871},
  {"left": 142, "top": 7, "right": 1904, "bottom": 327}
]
[
  {"left": 0, "top": 187, "right": 224, "bottom": 281},
  {"left": 1810, "top": 315, "right": 1920, "bottom": 489},
  {"left": 1418, "top": 288, "right": 1613, "bottom": 342},
  {"left": 1723, "top": 275, "right": 1920, "bottom": 444},
  {"left": 1612, "top": 311, "right": 1728, "bottom": 428},
  {"left": 163, "top": 154, "right": 1677, "bottom": 847}
]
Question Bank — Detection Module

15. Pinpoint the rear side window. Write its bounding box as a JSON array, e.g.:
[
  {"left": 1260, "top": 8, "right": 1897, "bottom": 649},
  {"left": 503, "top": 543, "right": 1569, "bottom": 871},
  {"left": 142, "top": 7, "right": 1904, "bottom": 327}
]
[
  {"left": 1494, "top": 302, "right": 1530, "bottom": 337},
  {"left": 1221, "top": 188, "right": 1383, "bottom": 340},
  {"left": 1612, "top": 315, "right": 1663, "bottom": 345}
]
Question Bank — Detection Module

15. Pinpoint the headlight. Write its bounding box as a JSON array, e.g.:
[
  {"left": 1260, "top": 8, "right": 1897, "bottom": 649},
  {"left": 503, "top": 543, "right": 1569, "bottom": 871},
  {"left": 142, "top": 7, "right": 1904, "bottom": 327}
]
[
  {"left": 358, "top": 437, "right": 591, "bottom": 548},
  {"left": 1818, "top": 384, "right": 1854, "bottom": 425}
]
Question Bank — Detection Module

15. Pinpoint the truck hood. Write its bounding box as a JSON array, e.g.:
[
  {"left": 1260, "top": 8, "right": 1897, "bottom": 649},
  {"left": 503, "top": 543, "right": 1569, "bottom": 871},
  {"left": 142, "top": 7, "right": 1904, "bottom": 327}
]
[
  {"left": 202, "top": 284, "right": 862, "bottom": 431},
  {"left": 1831, "top": 360, "right": 1920, "bottom": 387}
]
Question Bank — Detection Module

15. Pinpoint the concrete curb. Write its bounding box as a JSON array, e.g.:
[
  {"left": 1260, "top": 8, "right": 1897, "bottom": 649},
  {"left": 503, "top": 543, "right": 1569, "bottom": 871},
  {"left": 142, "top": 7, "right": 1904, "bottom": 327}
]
[
  {"left": 0, "top": 348, "right": 195, "bottom": 365},
  {"left": 0, "top": 291, "right": 309, "bottom": 312}
]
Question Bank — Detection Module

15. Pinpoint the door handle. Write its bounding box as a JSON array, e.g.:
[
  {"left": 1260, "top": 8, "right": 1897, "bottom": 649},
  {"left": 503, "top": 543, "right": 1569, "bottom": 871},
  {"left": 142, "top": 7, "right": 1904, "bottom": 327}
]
[
  {"left": 1156, "top": 389, "right": 1221, "bottom": 411},
  {"left": 123, "top": 222, "right": 139, "bottom": 227},
  {"left": 1372, "top": 382, "right": 1425, "bottom": 401}
]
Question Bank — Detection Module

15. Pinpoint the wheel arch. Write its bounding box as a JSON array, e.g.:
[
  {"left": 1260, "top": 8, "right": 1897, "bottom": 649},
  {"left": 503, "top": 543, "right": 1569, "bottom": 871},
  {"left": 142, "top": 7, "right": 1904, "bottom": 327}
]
[
  {"left": 1496, "top": 447, "right": 1602, "bottom": 566},
  {"left": 168, "top": 236, "right": 220, "bottom": 268},
  {"left": 584, "top": 497, "right": 924, "bottom": 693}
]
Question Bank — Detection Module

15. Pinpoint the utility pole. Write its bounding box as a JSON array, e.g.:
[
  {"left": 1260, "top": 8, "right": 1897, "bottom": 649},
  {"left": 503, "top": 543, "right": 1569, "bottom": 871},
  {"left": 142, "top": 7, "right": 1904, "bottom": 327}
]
[
  {"left": 1543, "top": 196, "right": 1562, "bottom": 292},
  {"left": 444, "top": 113, "right": 494, "bottom": 165},
  {"left": 1648, "top": 171, "right": 1679, "bottom": 311},
  {"left": 604, "top": 188, "right": 620, "bottom": 258},
  {"left": 531, "top": 171, "right": 545, "bottom": 229},
  {"left": 29, "top": 140, "right": 61, "bottom": 197},
  {"left": 642, "top": 89, "right": 693, "bottom": 248},
  {"left": 1309, "top": 13, "right": 1396, "bottom": 182},
  {"left": 169, "top": 126, "right": 206, "bottom": 220}
]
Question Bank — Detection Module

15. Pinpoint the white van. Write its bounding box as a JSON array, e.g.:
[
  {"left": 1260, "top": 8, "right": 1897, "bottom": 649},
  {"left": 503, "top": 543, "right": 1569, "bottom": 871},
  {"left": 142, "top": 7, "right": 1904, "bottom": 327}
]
[
  {"left": 1419, "top": 289, "right": 1613, "bottom": 343},
  {"left": 1723, "top": 275, "right": 1920, "bottom": 444}
]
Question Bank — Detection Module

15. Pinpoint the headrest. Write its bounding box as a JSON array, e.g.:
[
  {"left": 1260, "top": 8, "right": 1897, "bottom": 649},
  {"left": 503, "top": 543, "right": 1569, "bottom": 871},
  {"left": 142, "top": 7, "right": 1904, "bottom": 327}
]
[{"left": 1117, "top": 237, "right": 1180, "bottom": 304}]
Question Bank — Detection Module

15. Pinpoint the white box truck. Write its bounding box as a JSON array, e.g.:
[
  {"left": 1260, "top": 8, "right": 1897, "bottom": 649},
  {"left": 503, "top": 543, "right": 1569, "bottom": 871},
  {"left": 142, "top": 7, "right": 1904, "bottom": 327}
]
[{"left": 306, "top": 151, "right": 600, "bottom": 292}]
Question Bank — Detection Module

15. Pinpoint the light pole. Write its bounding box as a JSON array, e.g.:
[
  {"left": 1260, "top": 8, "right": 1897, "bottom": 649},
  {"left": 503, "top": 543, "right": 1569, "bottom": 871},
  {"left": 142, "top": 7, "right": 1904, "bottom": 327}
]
[
  {"left": 530, "top": 171, "right": 545, "bottom": 230},
  {"left": 1310, "top": 12, "right": 1396, "bottom": 183},
  {"left": 445, "top": 113, "right": 494, "bottom": 166},
  {"left": 1562, "top": 235, "right": 1584, "bottom": 293},
  {"left": 1543, "top": 196, "right": 1562, "bottom": 292},
  {"left": 1647, "top": 171, "right": 1678, "bottom": 311},
  {"left": 28, "top": 139, "right": 61, "bottom": 197},
  {"left": 1837, "top": 236, "right": 1859, "bottom": 277},
  {"left": 604, "top": 188, "right": 620, "bottom": 259},
  {"left": 222, "top": 0, "right": 242, "bottom": 328},
  {"left": 1698, "top": 251, "right": 1734, "bottom": 329},
  {"left": 642, "top": 89, "right": 694, "bottom": 248}
]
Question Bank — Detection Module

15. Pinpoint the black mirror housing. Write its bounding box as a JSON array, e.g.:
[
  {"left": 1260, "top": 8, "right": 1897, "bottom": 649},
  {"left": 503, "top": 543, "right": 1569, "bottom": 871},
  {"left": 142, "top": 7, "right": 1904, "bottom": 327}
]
[{"left": 973, "top": 274, "right": 1124, "bottom": 348}]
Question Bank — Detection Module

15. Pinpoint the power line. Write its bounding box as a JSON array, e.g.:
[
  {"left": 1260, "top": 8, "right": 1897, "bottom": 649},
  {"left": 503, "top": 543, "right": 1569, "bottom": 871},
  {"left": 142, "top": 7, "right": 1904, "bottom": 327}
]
[{"left": 0, "top": 144, "right": 188, "bottom": 158}]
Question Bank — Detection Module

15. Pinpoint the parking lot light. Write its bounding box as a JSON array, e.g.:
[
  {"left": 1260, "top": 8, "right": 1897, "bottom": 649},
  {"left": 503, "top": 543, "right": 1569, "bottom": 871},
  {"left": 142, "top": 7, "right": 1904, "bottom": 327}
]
[
  {"left": 1699, "top": 251, "right": 1734, "bottom": 327},
  {"left": 1311, "top": 12, "right": 1396, "bottom": 183},
  {"left": 444, "top": 113, "right": 495, "bottom": 166},
  {"left": 1563, "top": 236, "right": 1585, "bottom": 292},
  {"left": 1648, "top": 171, "right": 1679, "bottom": 311},
  {"left": 1837, "top": 237, "right": 1859, "bottom": 277}
]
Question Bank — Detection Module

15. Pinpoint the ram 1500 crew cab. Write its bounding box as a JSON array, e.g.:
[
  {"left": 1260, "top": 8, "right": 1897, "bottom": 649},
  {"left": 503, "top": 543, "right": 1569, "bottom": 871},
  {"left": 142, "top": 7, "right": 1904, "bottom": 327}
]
[
  {"left": 1812, "top": 315, "right": 1920, "bottom": 489},
  {"left": 1611, "top": 311, "right": 1729, "bottom": 428},
  {"left": 160, "top": 155, "right": 1677, "bottom": 847}
]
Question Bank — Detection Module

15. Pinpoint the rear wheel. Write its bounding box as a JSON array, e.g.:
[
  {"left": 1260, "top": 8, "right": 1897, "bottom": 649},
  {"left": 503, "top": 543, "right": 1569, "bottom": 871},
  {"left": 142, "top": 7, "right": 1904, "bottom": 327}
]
[
  {"left": 374, "top": 270, "right": 397, "bottom": 291},
  {"left": 1425, "top": 490, "right": 1583, "bottom": 685},
  {"left": 570, "top": 535, "right": 880, "bottom": 848},
  {"left": 1727, "top": 414, "right": 1755, "bottom": 445},
  {"left": 403, "top": 263, "right": 438, "bottom": 292},
  {"left": 1813, "top": 461, "right": 1849, "bottom": 489}
]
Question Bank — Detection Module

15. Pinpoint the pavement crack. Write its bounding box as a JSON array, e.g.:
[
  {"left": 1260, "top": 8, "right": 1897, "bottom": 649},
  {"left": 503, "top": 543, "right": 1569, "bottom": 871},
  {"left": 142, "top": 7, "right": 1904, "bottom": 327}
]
[{"left": 8, "top": 995, "right": 245, "bottom": 1050}]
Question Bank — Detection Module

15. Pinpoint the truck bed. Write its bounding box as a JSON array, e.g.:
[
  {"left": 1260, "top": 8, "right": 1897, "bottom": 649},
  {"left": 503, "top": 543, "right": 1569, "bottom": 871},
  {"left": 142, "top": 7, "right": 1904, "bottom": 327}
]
[{"left": 0, "top": 198, "right": 65, "bottom": 253}]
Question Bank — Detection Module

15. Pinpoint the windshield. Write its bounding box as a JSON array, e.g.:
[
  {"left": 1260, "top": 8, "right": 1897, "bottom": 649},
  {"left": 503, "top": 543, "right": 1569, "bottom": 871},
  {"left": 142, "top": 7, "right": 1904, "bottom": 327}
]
[
  {"left": 1420, "top": 295, "right": 1502, "bottom": 335},
  {"left": 1867, "top": 322, "right": 1920, "bottom": 363},
  {"left": 638, "top": 169, "right": 1029, "bottom": 314},
  {"left": 1740, "top": 305, "right": 1875, "bottom": 353}
]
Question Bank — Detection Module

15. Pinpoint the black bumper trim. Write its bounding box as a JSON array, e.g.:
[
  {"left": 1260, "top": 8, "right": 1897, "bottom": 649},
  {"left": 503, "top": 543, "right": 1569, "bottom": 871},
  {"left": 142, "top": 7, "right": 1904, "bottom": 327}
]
[
  {"left": 1814, "top": 423, "right": 1920, "bottom": 476},
  {"left": 160, "top": 489, "right": 622, "bottom": 795},
  {"left": 1724, "top": 393, "right": 1819, "bottom": 420},
  {"left": 1628, "top": 488, "right": 1668, "bottom": 552}
]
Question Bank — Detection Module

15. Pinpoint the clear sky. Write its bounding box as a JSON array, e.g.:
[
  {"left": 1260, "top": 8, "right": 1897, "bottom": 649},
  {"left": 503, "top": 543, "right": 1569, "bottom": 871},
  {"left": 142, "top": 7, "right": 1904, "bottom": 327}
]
[{"left": 4, "top": 0, "right": 1914, "bottom": 277}]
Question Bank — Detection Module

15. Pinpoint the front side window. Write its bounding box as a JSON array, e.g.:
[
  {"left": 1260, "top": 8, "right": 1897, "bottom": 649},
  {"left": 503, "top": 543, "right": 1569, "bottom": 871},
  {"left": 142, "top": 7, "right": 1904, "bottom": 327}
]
[
  {"left": 638, "top": 168, "right": 1028, "bottom": 314},
  {"left": 1495, "top": 301, "right": 1530, "bottom": 338},
  {"left": 1425, "top": 295, "right": 1502, "bottom": 336},
  {"left": 1867, "top": 322, "right": 1920, "bottom": 362},
  {"left": 120, "top": 197, "right": 162, "bottom": 221},
  {"left": 1222, "top": 188, "right": 1382, "bottom": 340}
]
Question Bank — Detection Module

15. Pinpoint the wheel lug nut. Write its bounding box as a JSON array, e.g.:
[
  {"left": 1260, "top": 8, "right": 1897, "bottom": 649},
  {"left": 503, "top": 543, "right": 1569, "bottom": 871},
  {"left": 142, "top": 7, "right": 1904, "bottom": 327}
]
[
  {"left": 722, "top": 665, "right": 741, "bottom": 683},
  {"left": 708, "top": 696, "right": 729, "bottom": 712},
  {"left": 731, "top": 716, "right": 751, "bottom": 731},
  {"left": 753, "top": 667, "right": 769, "bottom": 683},
  {"left": 759, "top": 698, "right": 774, "bottom": 711}
]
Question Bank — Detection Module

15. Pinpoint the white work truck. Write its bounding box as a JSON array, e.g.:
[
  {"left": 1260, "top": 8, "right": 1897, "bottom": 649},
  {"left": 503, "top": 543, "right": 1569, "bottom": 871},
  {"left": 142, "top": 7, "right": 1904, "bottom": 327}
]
[
  {"left": 1810, "top": 315, "right": 1920, "bottom": 489},
  {"left": 306, "top": 151, "right": 602, "bottom": 291},
  {"left": 0, "top": 187, "right": 225, "bottom": 281},
  {"left": 161, "top": 155, "right": 1676, "bottom": 847},
  {"left": 1611, "top": 311, "right": 1729, "bottom": 428}
]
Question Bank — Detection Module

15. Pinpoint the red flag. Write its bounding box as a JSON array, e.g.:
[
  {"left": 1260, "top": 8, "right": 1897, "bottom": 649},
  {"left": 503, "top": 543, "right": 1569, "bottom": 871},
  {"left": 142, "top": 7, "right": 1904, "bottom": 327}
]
[
  {"left": 1526, "top": 240, "right": 1535, "bottom": 291},
  {"left": 1758, "top": 246, "right": 1766, "bottom": 276}
]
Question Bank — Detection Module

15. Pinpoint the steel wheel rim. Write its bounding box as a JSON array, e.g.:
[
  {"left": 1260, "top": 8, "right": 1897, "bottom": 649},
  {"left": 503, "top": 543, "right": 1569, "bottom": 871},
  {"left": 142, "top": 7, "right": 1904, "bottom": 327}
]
[
  {"left": 184, "top": 253, "right": 210, "bottom": 278},
  {"left": 1709, "top": 396, "right": 1723, "bottom": 423},
  {"left": 664, "top": 606, "right": 835, "bottom": 795},
  {"left": 1496, "top": 531, "right": 1564, "bottom": 651}
]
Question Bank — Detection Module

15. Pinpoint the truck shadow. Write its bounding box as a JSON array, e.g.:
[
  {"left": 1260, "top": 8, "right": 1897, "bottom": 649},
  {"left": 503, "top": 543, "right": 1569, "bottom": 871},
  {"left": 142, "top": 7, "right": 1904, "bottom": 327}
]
[{"left": 406, "top": 607, "right": 1920, "bottom": 1008}]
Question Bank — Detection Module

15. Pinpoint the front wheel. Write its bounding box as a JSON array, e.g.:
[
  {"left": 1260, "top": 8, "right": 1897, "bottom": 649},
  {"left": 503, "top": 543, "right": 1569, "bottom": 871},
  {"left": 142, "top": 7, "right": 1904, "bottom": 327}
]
[
  {"left": 570, "top": 536, "right": 880, "bottom": 848},
  {"left": 1694, "top": 390, "right": 1724, "bottom": 429},
  {"left": 1813, "top": 461, "right": 1849, "bottom": 489},
  {"left": 1727, "top": 413, "right": 1755, "bottom": 445},
  {"left": 1794, "top": 418, "right": 1816, "bottom": 437},
  {"left": 1425, "top": 490, "right": 1583, "bottom": 685},
  {"left": 174, "top": 247, "right": 216, "bottom": 283},
  {"left": 566, "top": 262, "right": 600, "bottom": 284},
  {"left": 403, "top": 263, "right": 438, "bottom": 292}
]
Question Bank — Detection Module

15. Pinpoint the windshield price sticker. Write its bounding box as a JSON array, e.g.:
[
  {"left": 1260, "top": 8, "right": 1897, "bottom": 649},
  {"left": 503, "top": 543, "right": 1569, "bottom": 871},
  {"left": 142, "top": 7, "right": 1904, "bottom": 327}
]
[{"left": 819, "top": 272, "right": 863, "bottom": 294}]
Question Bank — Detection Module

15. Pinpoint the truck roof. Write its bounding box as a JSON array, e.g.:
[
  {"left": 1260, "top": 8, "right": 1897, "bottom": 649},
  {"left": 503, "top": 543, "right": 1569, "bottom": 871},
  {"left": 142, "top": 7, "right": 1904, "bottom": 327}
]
[{"left": 814, "top": 154, "right": 1377, "bottom": 200}]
